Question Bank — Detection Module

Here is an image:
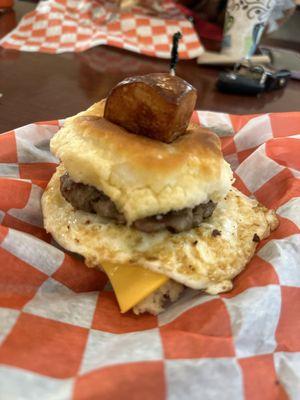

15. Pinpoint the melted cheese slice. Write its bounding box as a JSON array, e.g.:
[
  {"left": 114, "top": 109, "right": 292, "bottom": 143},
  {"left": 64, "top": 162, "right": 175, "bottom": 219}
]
[{"left": 101, "top": 262, "right": 169, "bottom": 313}]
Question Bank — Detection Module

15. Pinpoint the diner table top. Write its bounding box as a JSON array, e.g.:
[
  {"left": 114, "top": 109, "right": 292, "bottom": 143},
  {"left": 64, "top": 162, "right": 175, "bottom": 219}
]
[{"left": 0, "top": 1, "right": 300, "bottom": 133}]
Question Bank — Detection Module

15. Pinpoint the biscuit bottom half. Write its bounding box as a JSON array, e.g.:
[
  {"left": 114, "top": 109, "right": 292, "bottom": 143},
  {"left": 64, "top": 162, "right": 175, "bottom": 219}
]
[{"left": 42, "top": 164, "right": 279, "bottom": 314}]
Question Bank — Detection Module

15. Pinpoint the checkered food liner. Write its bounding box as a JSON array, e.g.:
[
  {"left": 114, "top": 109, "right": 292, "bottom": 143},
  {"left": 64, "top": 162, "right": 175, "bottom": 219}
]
[
  {"left": 0, "top": 111, "right": 300, "bottom": 399},
  {"left": 0, "top": 0, "right": 203, "bottom": 58}
]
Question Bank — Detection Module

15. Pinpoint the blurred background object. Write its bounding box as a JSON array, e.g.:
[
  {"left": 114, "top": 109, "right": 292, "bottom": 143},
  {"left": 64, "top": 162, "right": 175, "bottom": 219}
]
[
  {"left": 0, "top": 0, "right": 202, "bottom": 58},
  {"left": 221, "top": 0, "right": 277, "bottom": 58},
  {"left": 0, "top": 0, "right": 13, "bottom": 12},
  {"left": 217, "top": 60, "right": 291, "bottom": 95},
  {"left": 178, "top": 0, "right": 298, "bottom": 64},
  {"left": 260, "top": 46, "right": 300, "bottom": 79},
  {"left": 267, "top": 0, "right": 297, "bottom": 32},
  {"left": 0, "top": 8, "right": 15, "bottom": 38},
  {"left": 0, "top": 0, "right": 299, "bottom": 132}
]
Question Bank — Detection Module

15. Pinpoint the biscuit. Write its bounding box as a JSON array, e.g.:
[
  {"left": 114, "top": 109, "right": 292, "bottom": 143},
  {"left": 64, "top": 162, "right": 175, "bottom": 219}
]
[
  {"left": 50, "top": 101, "right": 233, "bottom": 223},
  {"left": 133, "top": 280, "right": 184, "bottom": 315}
]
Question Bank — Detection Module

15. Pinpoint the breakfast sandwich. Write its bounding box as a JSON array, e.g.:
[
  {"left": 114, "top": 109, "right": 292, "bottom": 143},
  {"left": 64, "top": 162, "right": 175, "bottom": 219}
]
[{"left": 42, "top": 73, "right": 278, "bottom": 315}]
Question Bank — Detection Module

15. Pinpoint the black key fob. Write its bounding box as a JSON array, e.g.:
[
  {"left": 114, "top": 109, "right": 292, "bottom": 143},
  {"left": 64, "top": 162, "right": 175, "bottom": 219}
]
[
  {"left": 217, "top": 70, "right": 265, "bottom": 95},
  {"left": 217, "top": 60, "right": 291, "bottom": 95}
]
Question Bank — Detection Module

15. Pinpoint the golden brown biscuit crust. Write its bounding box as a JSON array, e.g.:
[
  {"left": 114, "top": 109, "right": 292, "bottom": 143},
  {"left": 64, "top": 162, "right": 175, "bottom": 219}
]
[{"left": 50, "top": 101, "right": 233, "bottom": 223}]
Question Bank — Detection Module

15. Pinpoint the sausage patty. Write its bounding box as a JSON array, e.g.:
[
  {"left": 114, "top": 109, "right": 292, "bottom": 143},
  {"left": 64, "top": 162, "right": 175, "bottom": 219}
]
[{"left": 60, "top": 173, "right": 216, "bottom": 233}]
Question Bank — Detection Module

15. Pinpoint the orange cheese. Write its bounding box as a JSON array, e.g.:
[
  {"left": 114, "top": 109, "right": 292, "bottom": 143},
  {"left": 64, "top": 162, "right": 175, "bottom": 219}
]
[{"left": 101, "top": 262, "right": 169, "bottom": 313}]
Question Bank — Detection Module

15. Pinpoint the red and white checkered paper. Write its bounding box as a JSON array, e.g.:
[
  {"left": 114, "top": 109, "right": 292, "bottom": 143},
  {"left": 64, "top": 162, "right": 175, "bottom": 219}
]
[
  {"left": 0, "top": 110, "right": 300, "bottom": 399},
  {"left": 0, "top": 0, "right": 203, "bottom": 58}
]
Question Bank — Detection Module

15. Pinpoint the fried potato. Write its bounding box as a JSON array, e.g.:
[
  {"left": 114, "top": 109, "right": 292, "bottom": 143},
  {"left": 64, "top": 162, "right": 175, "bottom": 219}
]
[{"left": 104, "top": 73, "right": 197, "bottom": 143}]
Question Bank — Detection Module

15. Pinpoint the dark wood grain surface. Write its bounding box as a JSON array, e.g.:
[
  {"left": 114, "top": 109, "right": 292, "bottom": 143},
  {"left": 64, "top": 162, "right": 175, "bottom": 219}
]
[{"left": 0, "top": 1, "right": 300, "bottom": 133}]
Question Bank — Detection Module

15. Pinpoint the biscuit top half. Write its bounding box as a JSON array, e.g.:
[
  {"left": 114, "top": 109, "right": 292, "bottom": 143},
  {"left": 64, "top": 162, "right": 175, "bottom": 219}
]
[{"left": 50, "top": 100, "right": 233, "bottom": 223}]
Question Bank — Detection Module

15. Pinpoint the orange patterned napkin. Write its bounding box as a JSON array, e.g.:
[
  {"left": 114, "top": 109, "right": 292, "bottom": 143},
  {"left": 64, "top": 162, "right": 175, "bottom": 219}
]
[
  {"left": 0, "top": 0, "right": 203, "bottom": 58},
  {"left": 0, "top": 111, "right": 299, "bottom": 399}
]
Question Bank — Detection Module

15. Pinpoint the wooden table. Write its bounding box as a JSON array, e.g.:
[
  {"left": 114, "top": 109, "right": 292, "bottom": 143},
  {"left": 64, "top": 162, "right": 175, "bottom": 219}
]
[{"left": 0, "top": 1, "right": 300, "bottom": 133}]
